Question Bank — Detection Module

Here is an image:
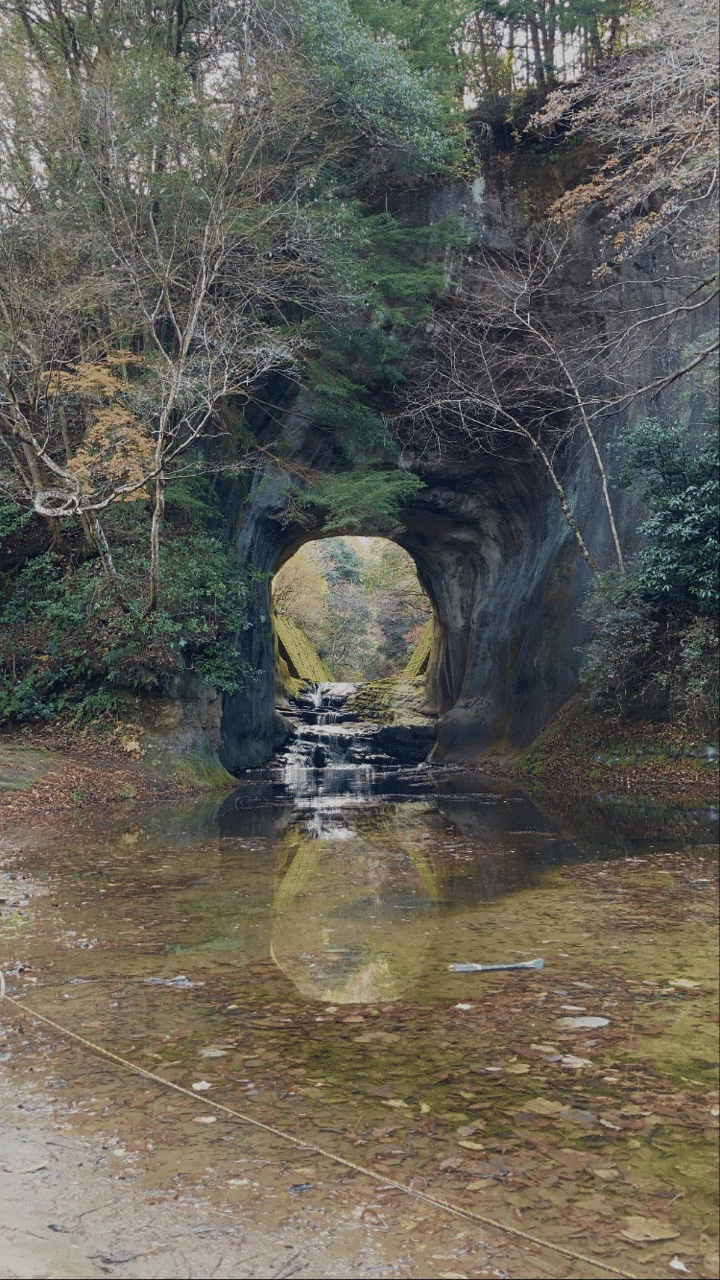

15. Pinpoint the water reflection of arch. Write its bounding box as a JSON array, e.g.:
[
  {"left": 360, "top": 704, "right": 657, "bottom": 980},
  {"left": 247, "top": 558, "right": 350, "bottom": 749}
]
[{"left": 270, "top": 832, "right": 442, "bottom": 1004}]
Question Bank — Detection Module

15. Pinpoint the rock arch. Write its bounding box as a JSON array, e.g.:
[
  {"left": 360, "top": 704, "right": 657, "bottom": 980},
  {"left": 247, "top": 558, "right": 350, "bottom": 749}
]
[
  {"left": 216, "top": 436, "right": 599, "bottom": 774},
  {"left": 213, "top": 175, "right": 711, "bottom": 777}
]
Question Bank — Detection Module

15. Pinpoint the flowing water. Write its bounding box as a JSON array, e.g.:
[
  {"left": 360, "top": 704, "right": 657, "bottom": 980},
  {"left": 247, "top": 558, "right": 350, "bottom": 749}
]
[{"left": 1, "top": 690, "right": 718, "bottom": 1278}]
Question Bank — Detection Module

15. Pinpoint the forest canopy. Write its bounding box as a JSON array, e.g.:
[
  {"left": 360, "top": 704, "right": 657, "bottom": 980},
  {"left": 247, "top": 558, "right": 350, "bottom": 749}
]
[
  {"left": 0, "top": 0, "right": 459, "bottom": 718},
  {"left": 0, "top": 0, "right": 717, "bottom": 727}
]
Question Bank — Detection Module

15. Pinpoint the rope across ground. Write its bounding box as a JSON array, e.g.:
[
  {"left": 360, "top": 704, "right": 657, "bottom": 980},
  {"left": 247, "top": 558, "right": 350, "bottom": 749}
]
[{"left": 0, "top": 975, "right": 636, "bottom": 1280}]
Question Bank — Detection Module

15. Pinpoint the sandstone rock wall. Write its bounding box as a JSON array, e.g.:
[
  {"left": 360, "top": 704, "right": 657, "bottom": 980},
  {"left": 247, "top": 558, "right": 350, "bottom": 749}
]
[
  {"left": 403, "top": 619, "right": 434, "bottom": 678},
  {"left": 212, "top": 175, "right": 715, "bottom": 774},
  {"left": 274, "top": 613, "right": 334, "bottom": 687}
]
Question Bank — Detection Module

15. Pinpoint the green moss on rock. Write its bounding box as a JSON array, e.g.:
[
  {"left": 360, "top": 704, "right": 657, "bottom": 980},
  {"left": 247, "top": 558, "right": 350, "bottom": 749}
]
[
  {"left": 404, "top": 619, "right": 434, "bottom": 678},
  {"left": 349, "top": 676, "right": 430, "bottom": 725},
  {"left": 274, "top": 613, "right": 334, "bottom": 687}
]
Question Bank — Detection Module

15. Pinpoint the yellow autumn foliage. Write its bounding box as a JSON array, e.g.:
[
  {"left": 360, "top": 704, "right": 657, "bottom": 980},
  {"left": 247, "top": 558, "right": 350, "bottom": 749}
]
[
  {"left": 44, "top": 353, "right": 144, "bottom": 398},
  {"left": 66, "top": 409, "right": 154, "bottom": 497}
]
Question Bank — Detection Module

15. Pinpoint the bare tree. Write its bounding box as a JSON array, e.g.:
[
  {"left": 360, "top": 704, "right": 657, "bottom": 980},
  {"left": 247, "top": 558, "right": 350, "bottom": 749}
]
[
  {"left": 392, "top": 228, "right": 717, "bottom": 576},
  {"left": 393, "top": 234, "right": 621, "bottom": 574},
  {"left": 0, "top": 12, "right": 364, "bottom": 608},
  {"left": 527, "top": 0, "right": 718, "bottom": 267}
]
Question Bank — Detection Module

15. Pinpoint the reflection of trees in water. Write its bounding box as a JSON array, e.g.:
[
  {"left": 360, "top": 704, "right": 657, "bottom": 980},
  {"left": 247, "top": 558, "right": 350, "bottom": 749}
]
[{"left": 271, "top": 834, "right": 441, "bottom": 1003}]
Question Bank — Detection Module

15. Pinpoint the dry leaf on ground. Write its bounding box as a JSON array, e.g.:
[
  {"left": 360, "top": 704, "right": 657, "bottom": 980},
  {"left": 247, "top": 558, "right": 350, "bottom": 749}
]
[
  {"left": 620, "top": 1215, "right": 681, "bottom": 1243},
  {"left": 519, "top": 1099, "right": 564, "bottom": 1116}
]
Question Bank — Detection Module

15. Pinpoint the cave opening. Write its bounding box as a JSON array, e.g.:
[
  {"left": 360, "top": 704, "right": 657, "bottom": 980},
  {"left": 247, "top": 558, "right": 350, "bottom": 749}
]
[{"left": 271, "top": 536, "right": 434, "bottom": 684}]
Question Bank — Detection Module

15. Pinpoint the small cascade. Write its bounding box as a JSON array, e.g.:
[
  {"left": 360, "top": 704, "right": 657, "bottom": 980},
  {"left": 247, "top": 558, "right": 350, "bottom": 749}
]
[
  {"left": 277, "top": 682, "right": 396, "bottom": 803},
  {"left": 297, "top": 682, "right": 359, "bottom": 726}
]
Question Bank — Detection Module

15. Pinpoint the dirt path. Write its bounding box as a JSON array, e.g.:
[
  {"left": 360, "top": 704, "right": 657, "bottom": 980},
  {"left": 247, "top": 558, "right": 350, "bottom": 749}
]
[
  {"left": 0, "top": 1067, "right": 422, "bottom": 1280},
  {"left": 0, "top": 1088, "right": 264, "bottom": 1280}
]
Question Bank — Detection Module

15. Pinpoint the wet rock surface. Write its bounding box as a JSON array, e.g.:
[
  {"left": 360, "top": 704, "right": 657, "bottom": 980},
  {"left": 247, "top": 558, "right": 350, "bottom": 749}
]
[{"left": 277, "top": 682, "right": 437, "bottom": 784}]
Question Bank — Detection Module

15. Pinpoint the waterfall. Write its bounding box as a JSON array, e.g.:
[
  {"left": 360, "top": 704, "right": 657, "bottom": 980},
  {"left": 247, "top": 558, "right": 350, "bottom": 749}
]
[{"left": 277, "top": 682, "right": 392, "bottom": 803}]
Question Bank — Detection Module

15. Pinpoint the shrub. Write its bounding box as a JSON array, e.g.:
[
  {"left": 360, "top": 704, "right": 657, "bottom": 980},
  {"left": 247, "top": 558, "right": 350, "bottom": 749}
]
[
  {"left": 0, "top": 480, "right": 256, "bottom": 724},
  {"left": 580, "top": 421, "right": 719, "bottom": 729},
  {"left": 616, "top": 421, "right": 719, "bottom": 616}
]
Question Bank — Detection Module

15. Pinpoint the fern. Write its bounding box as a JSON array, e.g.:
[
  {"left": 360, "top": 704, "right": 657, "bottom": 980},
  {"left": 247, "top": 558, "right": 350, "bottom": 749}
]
[{"left": 288, "top": 468, "right": 425, "bottom": 534}]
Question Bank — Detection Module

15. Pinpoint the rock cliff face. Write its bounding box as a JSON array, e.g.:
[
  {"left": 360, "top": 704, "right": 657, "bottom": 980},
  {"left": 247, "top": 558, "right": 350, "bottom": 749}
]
[
  {"left": 214, "top": 175, "right": 714, "bottom": 774},
  {"left": 274, "top": 612, "right": 334, "bottom": 699}
]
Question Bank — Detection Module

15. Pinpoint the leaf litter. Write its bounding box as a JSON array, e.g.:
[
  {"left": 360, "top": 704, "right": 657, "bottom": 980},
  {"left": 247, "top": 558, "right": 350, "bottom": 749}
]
[{"left": 1, "top": 807, "right": 717, "bottom": 1278}]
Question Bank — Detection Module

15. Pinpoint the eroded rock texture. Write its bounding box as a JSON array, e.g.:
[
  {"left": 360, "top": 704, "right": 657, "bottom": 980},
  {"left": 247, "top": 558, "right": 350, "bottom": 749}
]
[{"left": 215, "top": 178, "right": 714, "bottom": 773}]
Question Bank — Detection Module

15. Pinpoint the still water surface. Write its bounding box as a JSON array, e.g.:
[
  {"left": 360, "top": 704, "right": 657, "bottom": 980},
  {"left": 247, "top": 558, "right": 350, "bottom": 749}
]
[{"left": 2, "top": 760, "right": 718, "bottom": 1278}]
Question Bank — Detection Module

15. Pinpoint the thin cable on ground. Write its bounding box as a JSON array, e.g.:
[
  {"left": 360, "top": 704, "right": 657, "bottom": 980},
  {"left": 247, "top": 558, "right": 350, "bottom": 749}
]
[{"left": 0, "top": 986, "right": 637, "bottom": 1280}]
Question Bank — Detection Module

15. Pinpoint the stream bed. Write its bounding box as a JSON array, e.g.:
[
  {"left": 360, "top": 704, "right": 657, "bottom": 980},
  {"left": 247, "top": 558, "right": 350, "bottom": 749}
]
[{"left": 0, "top": 747, "right": 718, "bottom": 1279}]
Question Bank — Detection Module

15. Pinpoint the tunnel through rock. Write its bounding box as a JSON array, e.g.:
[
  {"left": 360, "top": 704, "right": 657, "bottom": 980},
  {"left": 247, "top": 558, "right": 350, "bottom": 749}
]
[
  {"left": 269, "top": 537, "right": 438, "bottom": 783},
  {"left": 216, "top": 440, "right": 597, "bottom": 776},
  {"left": 272, "top": 537, "right": 433, "bottom": 684}
]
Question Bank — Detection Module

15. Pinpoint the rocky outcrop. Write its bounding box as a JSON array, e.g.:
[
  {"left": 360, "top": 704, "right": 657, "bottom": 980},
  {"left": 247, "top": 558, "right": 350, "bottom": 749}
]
[
  {"left": 372, "top": 722, "right": 437, "bottom": 764},
  {"left": 212, "top": 176, "right": 715, "bottom": 774},
  {"left": 403, "top": 619, "right": 434, "bottom": 678},
  {"left": 274, "top": 612, "right": 334, "bottom": 699}
]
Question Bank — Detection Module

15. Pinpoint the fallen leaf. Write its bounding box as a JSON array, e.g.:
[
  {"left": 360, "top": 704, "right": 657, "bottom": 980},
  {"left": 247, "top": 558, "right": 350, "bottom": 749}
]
[
  {"left": 505, "top": 1063, "right": 530, "bottom": 1074},
  {"left": 519, "top": 1098, "right": 564, "bottom": 1116},
  {"left": 593, "top": 1167, "right": 620, "bottom": 1181},
  {"left": 560, "top": 1055, "right": 593, "bottom": 1069},
  {"left": 126, "top": 1089, "right": 161, "bottom": 1109},
  {"left": 560, "top": 1107, "right": 598, "bottom": 1126},
  {"left": 200, "top": 1048, "right": 228, "bottom": 1059},
  {"left": 420, "top": 1102, "right": 431, "bottom": 1114},
  {"left": 620, "top": 1215, "right": 681, "bottom": 1243},
  {"left": 466, "top": 1179, "right": 492, "bottom": 1191},
  {"left": 381, "top": 1099, "right": 409, "bottom": 1109},
  {"left": 192, "top": 1115, "right": 217, "bottom": 1124},
  {"left": 191, "top": 1080, "right": 212, "bottom": 1092},
  {"left": 457, "top": 1140, "right": 485, "bottom": 1151},
  {"left": 456, "top": 1123, "right": 486, "bottom": 1137},
  {"left": 357, "top": 1206, "right": 386, "bottom": 1227}
]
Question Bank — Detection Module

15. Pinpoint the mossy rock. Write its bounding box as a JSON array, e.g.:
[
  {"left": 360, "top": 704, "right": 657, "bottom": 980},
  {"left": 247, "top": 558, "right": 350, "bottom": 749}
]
[
  {"left": 349, "top": 676, "right": 431, "bottom": 725},
  {"left": 274, "top": 613, "right": 334, "bottom": 686},
  {"left": 404, "top": 619, "right": 434, "bottom": 678},
  {"left": 0, "top": 745, "right": 66, "bottom": 791}
]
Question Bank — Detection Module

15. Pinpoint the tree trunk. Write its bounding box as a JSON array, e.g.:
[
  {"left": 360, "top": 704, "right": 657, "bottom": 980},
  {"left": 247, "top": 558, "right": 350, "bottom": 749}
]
[{"left": 149, "top": 469, "right": 165, "bottom": 612}]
